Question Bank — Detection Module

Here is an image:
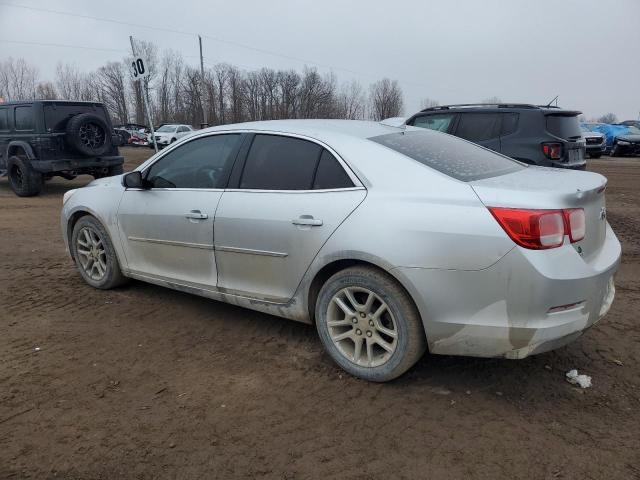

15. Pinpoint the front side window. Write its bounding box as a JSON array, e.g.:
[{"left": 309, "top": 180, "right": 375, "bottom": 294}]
[
  {"left": 412, "top": 114, "right": 455, "bottom": 133},
  {"left": 145, "top": 134, "right": 241, "bottom": 188},
  {"left": 156, "top": 125, "right": 177, "bottom": 133},
  {"left": 0, "top": 108, "right": 8, "bottom": 131},
  {"left": 455, "top": 113, "right": 500, "bottom": 142},
  {"left": 14, "top": 106, "right": 34, "bottom": 130},
  {"left": 240, "top": 134, "right": 323, "bottom": 190}
]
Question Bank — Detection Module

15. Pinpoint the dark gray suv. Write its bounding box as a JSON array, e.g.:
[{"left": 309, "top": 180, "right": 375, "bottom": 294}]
[{"left": 406, "top": 103, "right": 586, "bottom": 170}]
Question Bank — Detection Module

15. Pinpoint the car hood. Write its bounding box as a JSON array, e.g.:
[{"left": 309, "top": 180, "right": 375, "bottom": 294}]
[
  {"left": 87, "top": 174, "right": 124, "bottom": 188},
  {"left": 616, "top": 134, "right": 640, "bottom": 142}
]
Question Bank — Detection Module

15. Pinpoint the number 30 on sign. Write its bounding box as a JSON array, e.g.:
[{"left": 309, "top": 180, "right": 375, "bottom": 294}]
[{"left": 131, "top": 57, "right": 150, "bottom": 79}]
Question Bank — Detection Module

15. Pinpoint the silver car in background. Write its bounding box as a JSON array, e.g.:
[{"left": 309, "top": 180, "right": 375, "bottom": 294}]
[{"left": 61, "top": 120, "right": 620, "bottom": 381}]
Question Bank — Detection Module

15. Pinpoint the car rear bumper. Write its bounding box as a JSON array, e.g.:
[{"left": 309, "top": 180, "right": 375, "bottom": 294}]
[
  {"left": 394, "top": 223, "right": 621, "bottom": 358},
  {"left": 32, "top": 156, "right": 124, "bottom": 173}
]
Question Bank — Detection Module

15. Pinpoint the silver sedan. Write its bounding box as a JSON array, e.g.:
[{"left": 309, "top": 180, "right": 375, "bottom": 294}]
[{"left": 61, "top": 120, "right": 621, "bottom": 381}]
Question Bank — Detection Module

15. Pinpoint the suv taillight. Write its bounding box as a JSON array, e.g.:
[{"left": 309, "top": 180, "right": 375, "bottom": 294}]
[
  {"left": 488, "top": 207, "right": 585, "bottom": 250},
  {"left": 542, "top": 142, "right": 562, "bottom": 160}
]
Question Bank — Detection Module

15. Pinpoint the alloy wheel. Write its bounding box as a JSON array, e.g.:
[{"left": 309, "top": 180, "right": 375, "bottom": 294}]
[
  {"left": 76, "top": 227, "right": 107, "bottom": 281},
  {"left": 327, "top": 286, "right": 398, "bottom": 367}
]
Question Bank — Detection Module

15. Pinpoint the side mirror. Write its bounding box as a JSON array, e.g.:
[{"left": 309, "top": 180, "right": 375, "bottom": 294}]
[{"left": 122, "top": 171, "right": 145, "bottom": 189}]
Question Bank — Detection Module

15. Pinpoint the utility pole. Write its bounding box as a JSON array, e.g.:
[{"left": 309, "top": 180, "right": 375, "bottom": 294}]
[
  {"left": 199, "top": 35, "right": 208, "bottom": 129},
  {"left": 130, "top": 35, "right": 158, "bottom": 153}
]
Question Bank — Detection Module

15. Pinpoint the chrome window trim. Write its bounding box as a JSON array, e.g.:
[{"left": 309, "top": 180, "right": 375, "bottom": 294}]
[{"left": 136, "top": 129, "right": 365, "bottom": 190}]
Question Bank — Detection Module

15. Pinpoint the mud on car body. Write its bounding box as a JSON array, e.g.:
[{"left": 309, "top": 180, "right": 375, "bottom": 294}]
[{"left": 0, "top": 100, "right": 124, "bottom": 196}]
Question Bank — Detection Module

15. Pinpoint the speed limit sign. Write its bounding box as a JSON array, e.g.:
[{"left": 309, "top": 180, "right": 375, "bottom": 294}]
[{"left": 131, "top": 56, "right": 150, "bottom": 80}]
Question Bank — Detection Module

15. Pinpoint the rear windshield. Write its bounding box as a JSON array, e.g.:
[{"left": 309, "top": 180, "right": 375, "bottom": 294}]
[
  {"left": 369, "top": 130, "right": 524, "bottom": 182},
  {"left": 44, "top": 104, "right": 107, "bottom": 132},
  {"left": 546, "top": 115, "right": 582, "bottom": 139}
]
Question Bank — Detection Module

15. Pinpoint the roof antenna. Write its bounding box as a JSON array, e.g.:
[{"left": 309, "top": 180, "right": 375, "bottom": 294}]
[{"left": 546, "top": 95, "right": 559, "bottom": 108}]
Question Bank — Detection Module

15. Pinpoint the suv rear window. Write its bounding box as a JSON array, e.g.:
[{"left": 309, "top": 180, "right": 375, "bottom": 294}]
[
  {"left": 546, "top": 115, "right": 582, "bottom": 140},
  {"left": 369, "top": 130, "right": 524, "bottom": 182}
]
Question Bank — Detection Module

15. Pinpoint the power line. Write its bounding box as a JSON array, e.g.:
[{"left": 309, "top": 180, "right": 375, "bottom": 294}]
[
  {"left": 0, "top": 1, "right": 428, "bottom": 89},
  {"left": 0, "top": 39, "right": 128, "bottom": 54}
]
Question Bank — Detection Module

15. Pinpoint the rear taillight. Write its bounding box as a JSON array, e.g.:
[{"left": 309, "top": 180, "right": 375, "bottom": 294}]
[
  {"left": 564, "top": 208, "right": 585, "bottom": 242},
  {"left": 488, "top": 207, "right": 585, "bottom": 250},
  {"left": 542, "top": 142, "right": 562, "bottom": 160}
]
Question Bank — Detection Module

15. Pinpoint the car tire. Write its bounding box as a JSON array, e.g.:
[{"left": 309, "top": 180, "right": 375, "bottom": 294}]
[
  {"left": 108, "top": 164, "right": 124, "bottom": 176},
  {"left": 315, "top": 266, "right": 426, "bottom": 382},
  {"left": 71, "top": 215, "right": 128, "bottom": 290},
  {"left": 589, "top": 153, "right": 601, "bottom": 159},
  {"left": 7, "top": 155, "right": 43, "bottom": 197},
  {"left": 610, "top": 144, "right": 619, "bottom": 157},
  {"left": 66, "top": 113, "right": 112, "bottom": 156}
]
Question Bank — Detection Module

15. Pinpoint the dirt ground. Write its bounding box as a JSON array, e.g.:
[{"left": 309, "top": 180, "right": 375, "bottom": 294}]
[{"left": 1, "top": 147, "right": 639, "bottom": 480}]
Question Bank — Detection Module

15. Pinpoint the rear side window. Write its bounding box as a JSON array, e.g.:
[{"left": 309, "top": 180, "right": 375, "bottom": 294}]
[
  {"left": 455, "top": 113, "right": 500, "bottom": 141},
  {"left": 370, "top": 130, "right": 524, "bottom": 182},
  {"left": 15, "top": 106, "right": 34, "bottom": 130},
  {"left": 0, "top": 109, "right": 8, "bottom": 131},
  {"left": 546, "top": 115, "right": 582, "bottom": 139},
  {"left": 313, "top": 150, "right": 354, "bottom": 189},
  {"left": 500, "top": 113, "right": 519, "bottom": 136},
  {"left": 146, "top": 134, "right": 241, "bottom": 188},
  {"left": 240, "top": 135, "right": 322, "bottom": 190},
  {"left": 412, "top": 113, "right": 455, "bottom": 132}
]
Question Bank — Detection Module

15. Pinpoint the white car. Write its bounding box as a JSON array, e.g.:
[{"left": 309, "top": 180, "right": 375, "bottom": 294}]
[
  {"left": 61, "top": 120, "right": 620, "bottom": 381},
  {"left": 149, "top": 124, "right": 194, "bottom": 148}
]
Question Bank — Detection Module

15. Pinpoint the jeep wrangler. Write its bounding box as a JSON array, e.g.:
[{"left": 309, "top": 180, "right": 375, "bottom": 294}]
[{"left": 0, "top": 100, "right": 124, "bottom": 196}]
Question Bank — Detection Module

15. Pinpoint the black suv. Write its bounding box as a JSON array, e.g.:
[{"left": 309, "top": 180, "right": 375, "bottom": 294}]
[
  {"left": 0, "top": 100, "right": 124, "bottom": 196},
  {"left": 406, "top": 103, "right": 586, "bottom": 169}
]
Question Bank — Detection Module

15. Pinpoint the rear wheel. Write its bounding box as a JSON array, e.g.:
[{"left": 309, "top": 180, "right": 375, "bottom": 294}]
[
  {"left": 7, "top": 155, "right": 43, "bottom": 197},
  {"left": 315, "top": 266, "right": 426, "bottom": 382},
  {"left": 71, "top": 216, "right": 128, "bottom": 289}
]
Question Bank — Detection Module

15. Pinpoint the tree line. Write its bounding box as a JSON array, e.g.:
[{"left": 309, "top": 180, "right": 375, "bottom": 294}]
[{"left": 0, "top": 41, "right": 405, "bottom": 127}]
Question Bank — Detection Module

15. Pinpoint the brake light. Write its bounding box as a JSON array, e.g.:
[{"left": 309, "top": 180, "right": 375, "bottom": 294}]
[
  {"left": 564, "top": 208, "right": 585, "bottom": 242},
  {"left": 542, "top": 142, "right": 562, "bottom": 160},
  {"left": 488, "top": 207, "right": 585, "bottom": 250}
]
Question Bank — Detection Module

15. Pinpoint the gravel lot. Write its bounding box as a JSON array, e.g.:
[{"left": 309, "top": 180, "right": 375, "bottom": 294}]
[{"left": 1, "top": 148, "right": 639, "bottom": 479}]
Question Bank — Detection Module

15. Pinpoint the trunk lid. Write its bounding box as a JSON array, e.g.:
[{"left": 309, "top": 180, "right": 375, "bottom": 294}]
[
  {"left": 470, "top": 166, "right": 608, "bottom": 260},
  {"left": 545, "top": 112, "right": 586, "bottom": 164}
]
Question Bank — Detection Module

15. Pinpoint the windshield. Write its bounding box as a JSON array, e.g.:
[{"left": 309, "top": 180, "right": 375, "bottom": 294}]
[
  {"left": 369, "top": 130, "right": 524, "bottom": 182},
  {"left": 156, "top": 125, "right": 177, "bottom": 133}
]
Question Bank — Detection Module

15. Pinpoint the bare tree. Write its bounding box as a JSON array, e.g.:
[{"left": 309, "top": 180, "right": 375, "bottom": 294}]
[
  {"left": 597, "top": 113, "right": 618, "bottom": 124},
  {"left": 0, "top": 57, "right": 38, "bottom": 101},
  {"left": 420, "top": 97, "right": 439, "bottom": 109},
  {"left": 97, "top": 62, "right": 129, "bottom": 123},
  {"left": 35, "top": 82, "right": 58, "bottom": 99},
  {"left": 368, "top": 78, "right": 404, "bottom": 120},
  {"left": 337, "top": 80, "right": 366, "bottom": 119},
  {"left": 481, "top": 96, "right": 502, "bottom": 104}
]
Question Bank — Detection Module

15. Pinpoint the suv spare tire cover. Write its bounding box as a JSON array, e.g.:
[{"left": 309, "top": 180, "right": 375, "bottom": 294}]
[{"left": 66, "top": 113, "right": 112, "bottom": 156}]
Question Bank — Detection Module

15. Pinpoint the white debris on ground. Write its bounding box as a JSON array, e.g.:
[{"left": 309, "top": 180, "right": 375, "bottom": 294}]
[{"left": 566, "top": 369, "right": 592, "bottom": 389}]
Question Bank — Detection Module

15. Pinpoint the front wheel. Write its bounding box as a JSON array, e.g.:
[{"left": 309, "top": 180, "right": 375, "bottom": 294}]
[
  {"left": 610, "top": 144, "right": 619, "bottom": 157},
  {"left": 71, "top": 215, "right": 128, "bottom": 289},
  {"left": 315, "top": 266, "right": 426, "bottom": 382}
]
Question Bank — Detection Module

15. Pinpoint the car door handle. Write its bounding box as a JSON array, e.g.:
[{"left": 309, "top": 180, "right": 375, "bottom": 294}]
[
  {"left": 292, "top": 215, "right": 323, "bottom": 227},
  {"left": 185, "top": 210, "right": 208, "bottom": 220}
]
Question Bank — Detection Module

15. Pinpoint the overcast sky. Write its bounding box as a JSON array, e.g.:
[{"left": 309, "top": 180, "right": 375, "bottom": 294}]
[{"left": 1, "top": 0, "right": 639, "bottom": 120}]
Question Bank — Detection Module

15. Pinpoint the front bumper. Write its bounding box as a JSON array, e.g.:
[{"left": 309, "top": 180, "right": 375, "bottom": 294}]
[
  {"left": 395, "top": 223, "right": 621, "bottom": 359},
  {"left": 32, "top": 155, "right": 124, "bottom": 173}
]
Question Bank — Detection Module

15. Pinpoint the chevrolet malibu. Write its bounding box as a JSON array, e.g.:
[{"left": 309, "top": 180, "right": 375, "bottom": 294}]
[{"left": 61, "top": 120, "right": 620, "bottom": 382}]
